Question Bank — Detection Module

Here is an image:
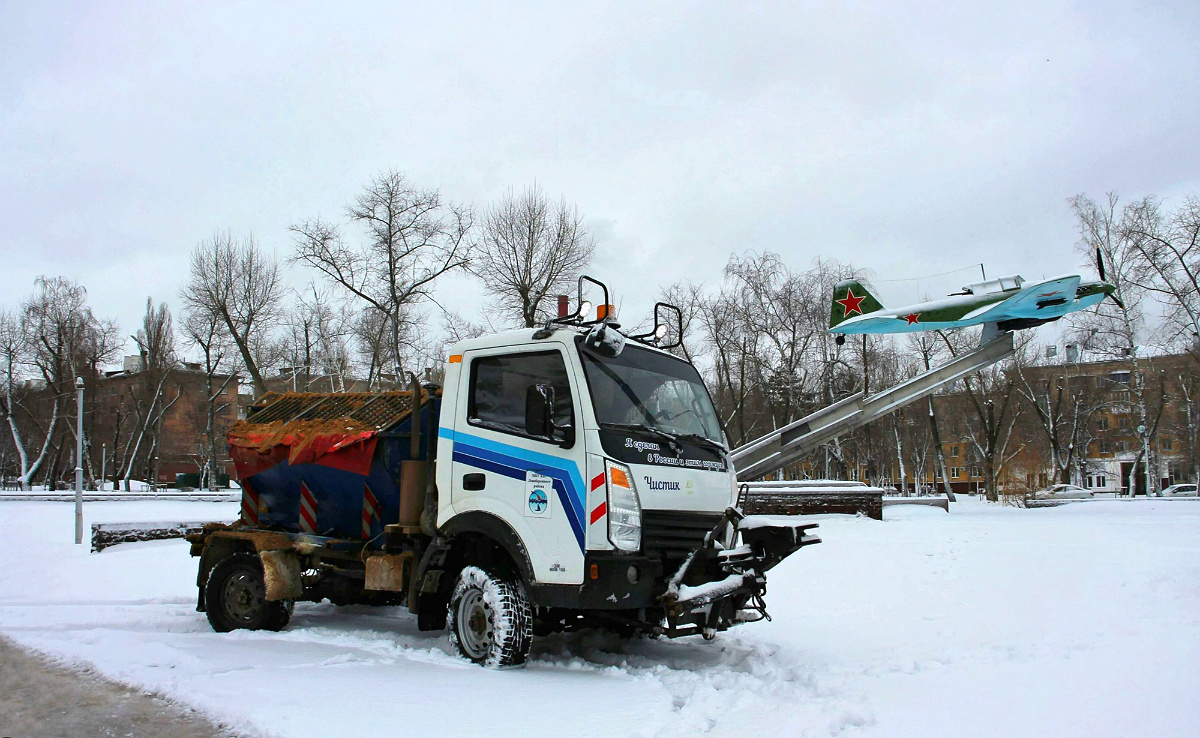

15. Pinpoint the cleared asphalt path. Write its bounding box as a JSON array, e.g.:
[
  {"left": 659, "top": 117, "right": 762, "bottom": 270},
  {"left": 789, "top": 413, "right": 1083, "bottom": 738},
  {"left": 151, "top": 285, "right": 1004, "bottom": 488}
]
[{"left": 0, "top": 635, "right": 236, "bottom": 738}]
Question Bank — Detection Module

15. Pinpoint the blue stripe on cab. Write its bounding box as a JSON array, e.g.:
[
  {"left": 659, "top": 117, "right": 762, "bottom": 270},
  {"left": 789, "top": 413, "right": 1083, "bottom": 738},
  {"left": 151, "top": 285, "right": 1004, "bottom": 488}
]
[{"left": 443, "top": 427, "right": 586, "bottom": 551}]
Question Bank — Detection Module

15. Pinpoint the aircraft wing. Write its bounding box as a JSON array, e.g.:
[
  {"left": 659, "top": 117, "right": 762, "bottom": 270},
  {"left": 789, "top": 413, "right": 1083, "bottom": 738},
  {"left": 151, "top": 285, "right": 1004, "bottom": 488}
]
[{"left": 962, "top": 276, "right": 1082, "bottom": 323}]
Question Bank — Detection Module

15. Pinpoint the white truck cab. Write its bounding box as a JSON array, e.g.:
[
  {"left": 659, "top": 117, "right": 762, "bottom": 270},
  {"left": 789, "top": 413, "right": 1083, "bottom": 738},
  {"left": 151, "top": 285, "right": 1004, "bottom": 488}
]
[{"left": 437, "top": 325, "right": 737, "bottom": 587}]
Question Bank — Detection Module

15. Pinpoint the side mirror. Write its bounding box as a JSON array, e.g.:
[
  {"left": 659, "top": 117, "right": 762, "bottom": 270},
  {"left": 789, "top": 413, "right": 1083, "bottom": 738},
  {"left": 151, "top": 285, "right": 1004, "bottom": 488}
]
[
  {"left": 525, "top": 384, "right": 555, "bottom": 438},
  {"left": 525, "top": 383, "right": 574, "bottom": 446}
]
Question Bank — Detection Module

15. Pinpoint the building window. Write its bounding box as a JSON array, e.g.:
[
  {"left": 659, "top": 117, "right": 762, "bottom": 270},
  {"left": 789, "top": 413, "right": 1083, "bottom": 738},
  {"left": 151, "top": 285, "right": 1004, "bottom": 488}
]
[
  {"left": 1097, "top": 416, "right": 1109, "bottom": 431},
  {"left": 1161, "top": 438, "right": 1174, "bottom": 451},
  {"left": 950, "top": 445, "right": 960, "bottom": 458},
  {"left": 1108, "top": 371, "right": 1131, "bottom": 385},
  {"left": 1094, "top": 476, "right": 1108, "bottom": 488},
  {"left": 1118, "top": 416, "right": 1130, "bottom": 430},
  {"left": 1116, "top": 440, "right": 1129, "bottom": 453},
  {"left": 951, "top": 467, "right": 963, "bottom": 479},
  {"left": 970, "top": 465, "right": 981, "bottom": 478},
  {"left": 1099, "top": 441, "right": 1112, "bottom": 454}
]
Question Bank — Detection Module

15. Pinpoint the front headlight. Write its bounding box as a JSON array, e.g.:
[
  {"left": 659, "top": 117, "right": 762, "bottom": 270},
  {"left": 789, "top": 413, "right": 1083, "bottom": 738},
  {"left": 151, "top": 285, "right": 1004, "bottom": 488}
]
[{"left": 605, "top": 459, "right": 641, "bottom": 551}]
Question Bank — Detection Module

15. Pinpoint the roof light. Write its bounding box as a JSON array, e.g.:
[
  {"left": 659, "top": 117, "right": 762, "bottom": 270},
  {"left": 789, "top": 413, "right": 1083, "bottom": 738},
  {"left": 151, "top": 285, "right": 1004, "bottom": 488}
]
[
  {"left": 654, "top": 324, "right": 668, "bottom": 340},
  {"left": 578, "top": 300, "right": 593, "bottom": 320}
]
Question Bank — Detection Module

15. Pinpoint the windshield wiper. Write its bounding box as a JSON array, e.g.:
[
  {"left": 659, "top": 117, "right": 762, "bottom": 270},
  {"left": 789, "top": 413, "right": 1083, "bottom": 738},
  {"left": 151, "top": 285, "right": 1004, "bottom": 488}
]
[
  {"left": 601, "top": 423, "right": 727, "bottom": 458},
  {"left": 600, "top": 422, "right": 684, "bottom": 455},
  {"left": 673, "top": 433, "right": 728, "bottom": 456}
]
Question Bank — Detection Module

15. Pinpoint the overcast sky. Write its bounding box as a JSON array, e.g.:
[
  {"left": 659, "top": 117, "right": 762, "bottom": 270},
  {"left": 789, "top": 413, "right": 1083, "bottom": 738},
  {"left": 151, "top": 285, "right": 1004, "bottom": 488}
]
[{"left": 2, "top": 1, "right": 1198, "bottom": 360}]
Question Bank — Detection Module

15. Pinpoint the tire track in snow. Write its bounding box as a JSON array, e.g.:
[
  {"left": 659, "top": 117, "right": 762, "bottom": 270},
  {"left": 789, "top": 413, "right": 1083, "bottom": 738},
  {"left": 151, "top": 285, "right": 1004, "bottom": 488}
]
[{"left": 528, "top": 631, "right": 874, "bottom": 737}]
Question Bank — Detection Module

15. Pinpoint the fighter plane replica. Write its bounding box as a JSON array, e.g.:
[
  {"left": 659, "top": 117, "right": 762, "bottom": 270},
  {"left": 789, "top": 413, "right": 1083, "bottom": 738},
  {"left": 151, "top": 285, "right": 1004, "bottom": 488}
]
[{"left": 828, "top": 256, "right": 1120, "bottom": 342}]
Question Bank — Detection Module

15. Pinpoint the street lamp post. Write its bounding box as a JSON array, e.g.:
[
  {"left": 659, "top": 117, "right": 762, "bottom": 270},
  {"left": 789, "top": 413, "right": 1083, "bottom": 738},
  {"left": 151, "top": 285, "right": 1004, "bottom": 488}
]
[
  {"left": 100, "top": 443, "right": 106, "bottom": 492},
  {"left": 74, "top": 377, "right": 84, "bottom": 544},
  {"left": 1138, "top": 423, "right": 1151, "bottom": 496}
]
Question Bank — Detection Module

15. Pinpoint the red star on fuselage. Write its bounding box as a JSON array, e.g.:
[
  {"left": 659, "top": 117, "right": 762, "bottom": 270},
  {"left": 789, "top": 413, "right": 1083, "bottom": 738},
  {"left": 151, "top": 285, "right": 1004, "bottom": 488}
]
[
  {"left": 837, "top": 289, "right": 866, "bottom": 317},
  {"left": 902, "top": 313, "right": 920, "bottom": 325}
]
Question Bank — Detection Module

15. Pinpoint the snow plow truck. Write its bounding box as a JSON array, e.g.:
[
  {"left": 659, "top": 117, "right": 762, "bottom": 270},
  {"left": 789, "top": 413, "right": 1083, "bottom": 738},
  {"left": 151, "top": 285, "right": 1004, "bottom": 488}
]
[{"left": 188, "top": 277, "right": 820, "bottom": 667}]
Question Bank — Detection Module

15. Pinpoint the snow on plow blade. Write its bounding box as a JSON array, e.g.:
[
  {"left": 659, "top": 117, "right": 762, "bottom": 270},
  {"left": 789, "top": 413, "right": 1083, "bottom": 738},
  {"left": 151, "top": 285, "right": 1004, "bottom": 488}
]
[{"left": 660, "top": 508, "right": 820, "bottom": 638}]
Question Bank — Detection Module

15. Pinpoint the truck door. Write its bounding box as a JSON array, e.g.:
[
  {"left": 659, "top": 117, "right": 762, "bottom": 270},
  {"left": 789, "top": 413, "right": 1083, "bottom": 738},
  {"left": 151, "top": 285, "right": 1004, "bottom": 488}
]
[{"left": 450, "top": 346, "right": 587, "bottom": 585}]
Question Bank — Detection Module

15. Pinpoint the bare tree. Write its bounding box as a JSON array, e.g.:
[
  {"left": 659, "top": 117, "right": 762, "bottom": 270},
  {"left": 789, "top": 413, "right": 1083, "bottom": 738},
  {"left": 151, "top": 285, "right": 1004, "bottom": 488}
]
[
  {"left": 941, "top": 329, "right": 1029, "bottom": 502},
  {"left": 724, "top": 253, "right": 816, "bottom": 433},
  {"left": 291, "top": 170, "right": 473, "bottom": 379},
  {"left": 282, "top": 283, "right": 353, "bottom": 391},
  {"left": 1170, "top": 372, "right": 1200, "bottom": 486},
  {"left": 1014, "top": 341, "right": 1107, "bottom": 487},
  {"left": 1069, "top": 192, "right": 1155, "bottom": 494},
  {"left": 181, "top": 232, "right": 284, "bottom": 397},
  {"left": 698, "top": 285, "right": 762, "bottom": 448},
  {"left": 181, "top": 307, "right": 237, "bottom": 488},
  {"left": 9, "top": 279, "right": 120, "bottom": 487},
  {"left": 119, "top": 298, "right": 181, "bottom": 489},
  {"left": 1123, "top": 194, "right": 1200, "bottom": 354},
  {"left": 0, "top": 310, "right": 42, "bottom": 489},
  {"left": 681, "top": 253, "right": 865, "bottom": 477},
  {"left": 905, "top": 330, "right": 956, "bottom": 499},
  {"left": 474, "top": 184, "right": 595, "bottom": 327}
]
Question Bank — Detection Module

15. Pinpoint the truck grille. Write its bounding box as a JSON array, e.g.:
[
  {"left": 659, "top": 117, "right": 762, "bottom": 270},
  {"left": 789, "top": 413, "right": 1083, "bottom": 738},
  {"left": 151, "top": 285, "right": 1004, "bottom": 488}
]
[{"left": 641, "top": 510, "right": 723, "bottom": 558}]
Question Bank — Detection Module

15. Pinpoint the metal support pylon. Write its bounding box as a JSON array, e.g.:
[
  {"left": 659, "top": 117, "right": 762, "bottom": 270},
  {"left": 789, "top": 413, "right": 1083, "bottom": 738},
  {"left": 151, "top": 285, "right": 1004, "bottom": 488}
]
[{"left": 730, "top": 331, "right": 1015, "bottom": 481}]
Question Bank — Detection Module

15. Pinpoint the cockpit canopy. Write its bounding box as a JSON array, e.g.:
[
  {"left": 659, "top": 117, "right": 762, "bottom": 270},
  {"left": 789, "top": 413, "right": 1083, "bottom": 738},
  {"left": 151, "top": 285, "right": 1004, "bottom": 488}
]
[{"left": 960, "top": 275, "right": 1024, "bottom": 295}]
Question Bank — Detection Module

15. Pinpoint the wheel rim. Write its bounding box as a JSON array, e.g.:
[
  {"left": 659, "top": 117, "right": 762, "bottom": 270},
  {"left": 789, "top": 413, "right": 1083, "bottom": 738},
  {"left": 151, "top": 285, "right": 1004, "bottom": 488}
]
[
  {"left": 456, "top": 589, "right": 491, "bottom": 659},
  {"left": 222, "top": 570, "right": 264, "bottom": 624}
]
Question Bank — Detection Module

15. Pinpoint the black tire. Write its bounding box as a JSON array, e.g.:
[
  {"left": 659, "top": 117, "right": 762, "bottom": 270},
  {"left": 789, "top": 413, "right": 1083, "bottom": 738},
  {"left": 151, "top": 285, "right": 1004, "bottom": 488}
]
[
  {"left": 446, "top": 565, "right": 533, "bottom": 668},
  {"left": 204, "top": 554, "right": 294, "bottom": 633}
]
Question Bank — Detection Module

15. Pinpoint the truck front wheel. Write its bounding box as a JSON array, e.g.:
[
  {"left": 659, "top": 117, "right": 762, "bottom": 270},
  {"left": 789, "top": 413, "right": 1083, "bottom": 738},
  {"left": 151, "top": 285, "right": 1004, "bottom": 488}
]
[
  {"left": 204, "top": 554, "right": 293, "bottom": 633},
  {"left": 447, "top": 566, "right": 532, "bottom": 667}
]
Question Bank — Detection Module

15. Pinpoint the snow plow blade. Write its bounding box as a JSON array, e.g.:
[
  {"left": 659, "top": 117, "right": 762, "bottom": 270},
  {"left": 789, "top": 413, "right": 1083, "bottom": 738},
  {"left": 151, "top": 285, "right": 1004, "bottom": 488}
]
[{"left": 660, "top": 508, "right": 819, "bottom": 638}]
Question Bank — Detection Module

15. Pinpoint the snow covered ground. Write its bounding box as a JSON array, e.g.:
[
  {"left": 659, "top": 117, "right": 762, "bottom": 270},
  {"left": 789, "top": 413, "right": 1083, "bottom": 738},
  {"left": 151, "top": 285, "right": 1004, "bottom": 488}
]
[{"left": 1, "top": 498, "right": 1196, "bottom": 737}]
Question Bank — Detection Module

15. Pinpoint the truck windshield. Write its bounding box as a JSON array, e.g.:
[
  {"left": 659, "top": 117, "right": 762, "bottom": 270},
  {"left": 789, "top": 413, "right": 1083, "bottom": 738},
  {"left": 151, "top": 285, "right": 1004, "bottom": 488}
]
[{"left": 580, "top": 343, "right": 724, "bottom": 445}]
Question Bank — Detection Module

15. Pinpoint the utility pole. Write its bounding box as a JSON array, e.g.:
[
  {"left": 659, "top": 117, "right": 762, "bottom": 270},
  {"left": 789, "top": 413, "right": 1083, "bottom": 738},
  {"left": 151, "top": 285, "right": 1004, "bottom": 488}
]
[
  {"left": 100, "top": 443, "right": 106, "bottom": 491},
  {"left": 74, "top": 377, "right": 84, "bottom": 544}
]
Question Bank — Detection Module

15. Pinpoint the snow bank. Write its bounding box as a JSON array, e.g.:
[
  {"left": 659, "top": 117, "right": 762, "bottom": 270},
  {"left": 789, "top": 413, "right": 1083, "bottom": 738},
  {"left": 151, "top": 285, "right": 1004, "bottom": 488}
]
[{"left": 0, "top": 498, "right": 1196, "bottom": 737}]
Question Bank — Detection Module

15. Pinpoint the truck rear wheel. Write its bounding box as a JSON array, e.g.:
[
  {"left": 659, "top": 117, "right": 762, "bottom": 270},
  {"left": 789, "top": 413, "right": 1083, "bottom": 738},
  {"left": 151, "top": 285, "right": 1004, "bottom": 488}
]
[
  {"left": 205, "top": 554, "right": 293, "bottom": 633},
  {"left": 447, "top": 566, "right": 532, "bottom": 668}
]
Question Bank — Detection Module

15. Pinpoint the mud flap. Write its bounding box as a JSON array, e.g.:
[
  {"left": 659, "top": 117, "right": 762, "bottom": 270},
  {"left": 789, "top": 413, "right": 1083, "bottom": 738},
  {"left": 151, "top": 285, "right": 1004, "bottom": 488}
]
[
  {"left": 365, "top": 552, "right": 415, "bottom": 592},
  {"left": 660, "top": 508, "right": 820, "bottom": 637},
  {"left": 261, "top": 550, "right": 303, "bottom": 601}
]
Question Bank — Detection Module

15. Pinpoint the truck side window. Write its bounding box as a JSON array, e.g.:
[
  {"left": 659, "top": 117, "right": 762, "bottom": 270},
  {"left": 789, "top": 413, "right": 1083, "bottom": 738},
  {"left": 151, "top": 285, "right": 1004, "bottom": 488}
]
[{"left": 468, "top": 351, "right": 574, "bottom": 441}]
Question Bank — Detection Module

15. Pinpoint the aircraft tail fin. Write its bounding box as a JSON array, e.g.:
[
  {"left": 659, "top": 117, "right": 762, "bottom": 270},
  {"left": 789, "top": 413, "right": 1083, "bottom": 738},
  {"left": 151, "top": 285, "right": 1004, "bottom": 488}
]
[{"left": 830, "top": 279, "right": 885, "bottom": 328}]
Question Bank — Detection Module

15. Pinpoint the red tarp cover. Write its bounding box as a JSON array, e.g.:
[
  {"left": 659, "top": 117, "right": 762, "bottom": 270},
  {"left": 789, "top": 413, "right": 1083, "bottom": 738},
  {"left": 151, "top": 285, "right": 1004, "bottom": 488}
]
[
  {"left": 228, "top": 434, "right": 379, "bottom": 478},
  {"left": 227, "top": 391, "right": 423, "bottom": 479}
]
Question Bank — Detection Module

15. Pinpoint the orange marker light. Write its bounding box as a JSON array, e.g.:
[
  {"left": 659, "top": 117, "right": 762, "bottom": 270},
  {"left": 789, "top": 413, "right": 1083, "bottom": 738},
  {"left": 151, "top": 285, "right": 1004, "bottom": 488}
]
[
  {"left": 590, "top": 564, "right": 599, "bottom": 580},
  {"left": 448, "top": 354, "right": 462, "bottom": 364},
  {"left": 609, "top": 466, "right": 631, "bottom": 489},
  {"left": 597, "top": 304, "right": 616, "bottom": 321}
]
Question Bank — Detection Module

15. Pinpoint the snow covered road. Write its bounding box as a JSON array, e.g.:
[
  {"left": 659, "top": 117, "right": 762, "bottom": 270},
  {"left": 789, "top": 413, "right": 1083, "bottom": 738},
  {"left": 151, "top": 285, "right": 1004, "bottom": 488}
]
[{"left": 0, "top": 499, "right": 1196, "bottom": 737}]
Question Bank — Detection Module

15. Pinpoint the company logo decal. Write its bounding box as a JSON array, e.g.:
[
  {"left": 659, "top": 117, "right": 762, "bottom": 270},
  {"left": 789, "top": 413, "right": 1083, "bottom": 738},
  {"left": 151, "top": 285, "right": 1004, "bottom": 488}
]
[{"left": 643, "top": 476, "right": 681, "bottom": 491}]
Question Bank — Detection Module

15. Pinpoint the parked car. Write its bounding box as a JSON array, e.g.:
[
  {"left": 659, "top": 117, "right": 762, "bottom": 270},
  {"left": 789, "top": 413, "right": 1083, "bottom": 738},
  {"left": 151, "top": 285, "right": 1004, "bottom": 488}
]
[
  {"left": 1157, "top": 483, "right": 1198, "bottom": 497},
  {"left": 1032, "top": 483, "right": 1094, "bottom": 500}
]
